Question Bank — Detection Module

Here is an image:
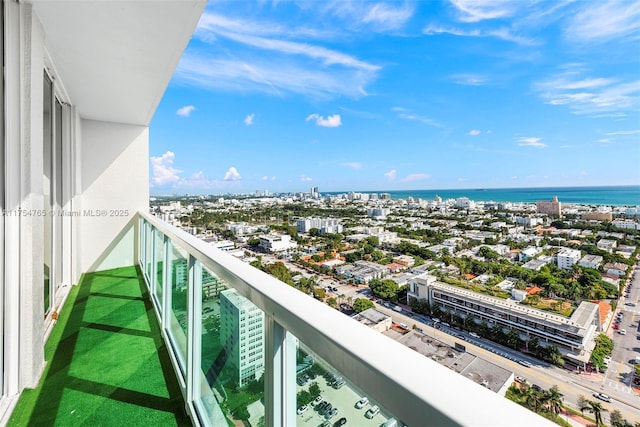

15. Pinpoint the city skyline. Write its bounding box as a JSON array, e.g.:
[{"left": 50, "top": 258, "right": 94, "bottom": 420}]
[{"left": 149, "top": 0, "right": 640, "bottom": 195}]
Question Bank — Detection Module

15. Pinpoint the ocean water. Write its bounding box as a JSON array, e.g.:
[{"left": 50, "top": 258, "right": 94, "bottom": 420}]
[{"left": 331, "top": 186, "right": 640, "bottom": 206}]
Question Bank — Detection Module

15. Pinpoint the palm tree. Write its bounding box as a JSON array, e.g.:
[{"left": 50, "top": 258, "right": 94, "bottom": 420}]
[
  {"left": 506, "top": 328, "right": 521, "bottom": 350},
  {"left": 581, "top": 400, "right": 607, "bottom": 427},
  {"left": 545, "top": 385, "right": 563, "bottom": 416},
  {"left": 525, "top": 387, "right": 543, "bottom": 413}
]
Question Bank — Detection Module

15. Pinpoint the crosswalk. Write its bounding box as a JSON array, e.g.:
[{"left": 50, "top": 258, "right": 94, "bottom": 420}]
[{"left": 604, "top": 380, "right": 638, "bottom": 394}]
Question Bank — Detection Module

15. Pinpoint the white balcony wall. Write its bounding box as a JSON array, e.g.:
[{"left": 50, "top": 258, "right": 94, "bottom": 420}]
[{"left": 77, "top": 119, "right": 148, "bottom": 276}]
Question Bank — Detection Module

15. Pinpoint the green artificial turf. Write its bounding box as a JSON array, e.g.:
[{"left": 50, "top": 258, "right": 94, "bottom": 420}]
[{"left": 8, "top": 266, "right": 190, "bottom": 427}]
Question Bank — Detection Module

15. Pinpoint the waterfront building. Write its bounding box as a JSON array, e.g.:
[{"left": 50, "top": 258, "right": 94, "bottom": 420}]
[
  {"left": 220, "top": 289, "right": 265, "bottom": 387},
  {"left": 536, "top": 196, "right": 562, "bottom": 217},
  {"left": 582, "top": 212, "right": 613, "bottom": 222}
]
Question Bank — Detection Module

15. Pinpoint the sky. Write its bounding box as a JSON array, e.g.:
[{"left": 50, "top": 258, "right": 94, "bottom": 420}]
[{"left": 149, "top": 0, "right": 640, "bottom": 195}]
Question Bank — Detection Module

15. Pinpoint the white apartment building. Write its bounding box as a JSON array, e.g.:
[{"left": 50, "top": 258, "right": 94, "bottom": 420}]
[
  {"left": 596, "top": 239, "right": 617, "bottom": 253},
  {"left": 455, "top": 197, "right": 475, "bottom": 209},
  {"left": 258, "top": 233, "right": 298, "bottom": 252},
  {"left": 220, "top": 289, "right": 265, "bottom": 387},
  {"left": 407, "top": 273, "right": 437, "bottom": 301},
  {"left": 612, "top": 219, "right": 639, "bottom": 230},
  {"left": 296, "top": 217, "right": 343, "bottom": 234},
  {"left": 556, "top": 248, "right": 581, "bottom": 270},
  {"left": 367, "top": 207, "right": 390, "bottom": 219},
  {"left": 425, "top": 282, "right": 599, "bottom": 367},
  {"left": 578, "top": 255, "right": 603, "bottom": 270}
]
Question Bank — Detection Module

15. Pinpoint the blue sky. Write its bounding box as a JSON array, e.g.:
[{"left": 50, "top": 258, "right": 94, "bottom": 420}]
[{"left": 149, "top": 0, "right": 640, "bottom": 195}]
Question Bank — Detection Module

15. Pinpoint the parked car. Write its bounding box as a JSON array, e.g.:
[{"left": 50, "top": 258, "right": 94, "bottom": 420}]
[
  {"left": 325, "top": 408, "right": 339, "bottom": 419},
  {"left": 355, "top": 397, "right": 369, "bottom": 409},
  {"left": 517, "top": 360, "right": 532, "bottom": 368},
  {"left": 619, "top": 329, "right": 627, "bottom": 335},
  {"left": 531, "top": 384, "right": 542, "bottom": 392},
  {"left": 297, "top": 405, "right": 308, "bottom": 415},
  {"left": 313, "top": 396, "right": 323, "bottom": 406},
  {"left": 334, "top": 417, "right": 347, "bottom": 426},
  {"left": 515, "top": 376, "right": 527, "bottom": 384},
  {"left": 365, "top": 405, "right": 380, "bottom": 419}
]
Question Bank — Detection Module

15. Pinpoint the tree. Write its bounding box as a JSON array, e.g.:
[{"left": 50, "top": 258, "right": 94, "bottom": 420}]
[
  {"left": 525, "top": 386, "right": 543, "bottom": 413},
  {"left": 312, "top": 287, "right": 326, "bottom": 300},
  {"left": 577, "top": 395, "right": 587, "bottom": 416},
  {"left": 545, "top": 385, "right": 563, "bottom": 416},
  {"left": 369, "top": 278, "right": 401, "bottom": 301},
  {"left": 308, "top": 381, "right": 321, "bottom": 398},
  {"left": 506, "top": 328, "right": 521, "bottom": 350},
  {"left": 582, "top": 400, "right": 607, "bottom": 427},
  {"left": 326, "top": 297, "right": 338, "bottom": 308},
  {"left": 353, "top": 298, "right": 375, "bottom": 313}
]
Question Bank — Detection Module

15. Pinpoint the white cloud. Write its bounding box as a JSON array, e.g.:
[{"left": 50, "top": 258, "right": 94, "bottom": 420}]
[
  {"left": 176, "top": 105, "right": 196, "bottom": 117},
  {"left": 393, "top": 107, "right": 441, "bottom": 128},
  {"left": 384, "top": 169, "right": 397, "bottom": 180},
  {"left": 423, "top": 25, "right": 535, "bottom": 45},
  {"left": 605, "top": 129, "right": 640, "bottom": 136},
  {"left": 300, "top": 175, "right": 313, "bottom": 182},
  {"left": 450, "top": 73, "right": 488, "bottom": 86},
  {"left": 244, "top": 113, "right": 255, "bottom": 125},
  {"left": 449, "top": 0, "right": 518, "bottom": 22},
  {"left": 468, "top": 129, "right": 481, "bottom": 136},
  {"left": 181, "top": 13, "right": 380, "bottom": 99},
  {"left": 343, "top": 162, "right": 363, "bottom": 170},
  {"left": 457, "top": 177, "right": 466, "bottom": 182},
  {"left": 400, "top": 173, "right": 430, "bottom": 182},
  {"left": 261, "top": 175, "right": 269, "bottom": 181},
  {"left": 597, "top": 139, "right": 613, "bottom": 144},
  {"left": 362, "top": 3, "right": 414, "bottom": 31},
  {"left": 536, "top": 69, "right": 640, "bottom": 117},
  {"left": 517, "top": 136, "right": 547, "bottom": 148},
  {"left": 306, "top": 113, "right": 342, "bottom": 127},
  {"left": 223, "top": 167, "right": 242, "bottom": 181},
  {"left": 565, "top": 1, "right": 640, "bottom": 43},
  {"left": 150, "top": 151, "right": 182, "bottom": 186}
]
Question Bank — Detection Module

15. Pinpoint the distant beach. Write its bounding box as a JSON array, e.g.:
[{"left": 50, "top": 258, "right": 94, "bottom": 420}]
[{"left": 329, "top": 186, "right": 640, "bottom": 206}]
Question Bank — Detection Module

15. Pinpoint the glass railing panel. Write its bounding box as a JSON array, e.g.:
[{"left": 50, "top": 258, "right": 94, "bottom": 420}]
[
  {"left": 145, "top": 221, "right": 153, "bottom": 281},
  {"left": 294, "top": 340, "right": 404, "bottom": 427},
  {"left": 196, "top": 264, "right": 266, "bottom": 427},
  {"left": 153, "top": 228, "right": 164, "bottom": 309},
  {"left": 167, "top": 239, "right": 189, "bottom": 375}
]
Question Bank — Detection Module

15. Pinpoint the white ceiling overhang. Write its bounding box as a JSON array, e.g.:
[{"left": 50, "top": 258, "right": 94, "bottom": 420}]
[{"left": 31, "top": 0, "right": 206, "bottom": 126}]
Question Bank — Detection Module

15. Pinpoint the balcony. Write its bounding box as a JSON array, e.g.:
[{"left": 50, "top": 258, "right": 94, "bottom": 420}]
[{"left": 6, "top": 211, "right": 553, "bottom": 426}]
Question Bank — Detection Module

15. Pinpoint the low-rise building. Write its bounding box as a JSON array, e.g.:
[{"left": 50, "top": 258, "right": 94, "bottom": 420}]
[
  {"left": 557, "top": 248, "right": 581, "bottom": 270},
  {"left": 353, "top": 308, "right": 392, "bottom": 333},
  {"left": 596, "top": 239, "right": 617, "bottom": 253},
  {"left": 258, "top": 234, "right": 298, "bottom": 252},
  {"left": 578, "top": 255, "right": 603, "bottom": 270},
  {"left": 424, "top": 282, "right": 599, "bottom": 368},
  {"left": 604, "top": 262, "right": 628, "bottom": 277}
]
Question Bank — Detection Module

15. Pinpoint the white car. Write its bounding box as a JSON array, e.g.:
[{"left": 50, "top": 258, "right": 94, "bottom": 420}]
[
  {"left": 593, "top": 393, "right": 612, "bottom": 403},
  {"left": 619, "top": 329, "right": 627, "bottom": 335},
  {"left": 365, "top": 405, "right": 380, "bottom": 419},
  {"left": 296, "top": 405, "right": 308, "bottom": 415},
  {"left": 355, "top": 397, "right": 369, "bottom": 409}
]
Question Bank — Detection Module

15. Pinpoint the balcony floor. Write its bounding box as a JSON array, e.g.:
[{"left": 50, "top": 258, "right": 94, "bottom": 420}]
[{"left": 8, "top": 266, "right": 190, "bottom": 426}]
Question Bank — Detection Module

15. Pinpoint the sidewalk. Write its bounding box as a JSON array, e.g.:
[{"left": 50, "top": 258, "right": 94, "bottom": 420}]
[{"left": 561, "top": 409, "right": 595, "bottom": 427}]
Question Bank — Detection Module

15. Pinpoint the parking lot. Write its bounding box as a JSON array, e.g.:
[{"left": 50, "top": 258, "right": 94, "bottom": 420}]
[{"left": 297, "top": 374, "right": 389, "bottom": 426}]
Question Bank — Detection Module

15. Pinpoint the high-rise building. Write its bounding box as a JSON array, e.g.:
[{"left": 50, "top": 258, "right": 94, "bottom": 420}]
[
  {"left": 220, "top": 289, "right": 265, "bottom": 387},
  {"left": 537, "top": 196, "right": 562, "bottom": 217},
  {"left": 0, "top": 2, "right": 552, "bottom": 426}
]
